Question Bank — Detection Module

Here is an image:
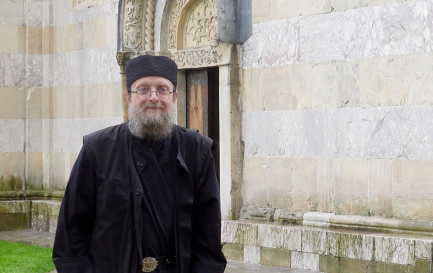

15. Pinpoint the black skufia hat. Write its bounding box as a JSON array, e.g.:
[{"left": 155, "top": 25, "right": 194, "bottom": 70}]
[{"left": 125, "top": 55, "right": 178, "bottom": 89}]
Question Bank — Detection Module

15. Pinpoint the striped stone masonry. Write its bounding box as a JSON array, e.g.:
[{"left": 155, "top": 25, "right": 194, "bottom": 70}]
[{"left": 222, "top": 219, "right": 433, "bottom": 272}]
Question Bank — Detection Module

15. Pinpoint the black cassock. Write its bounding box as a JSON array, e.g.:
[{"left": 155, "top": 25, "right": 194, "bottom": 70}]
[
  {"left": 131, "top": 136, "right": 176, "bottom": 272},
  {"left": 53, "top": 123, "right": 226, "bottom": 273}
]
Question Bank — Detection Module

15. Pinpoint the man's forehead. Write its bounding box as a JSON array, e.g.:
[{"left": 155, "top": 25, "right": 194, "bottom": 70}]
[{"left": 132, "top": 76, "right": 174, "bottom": 86}]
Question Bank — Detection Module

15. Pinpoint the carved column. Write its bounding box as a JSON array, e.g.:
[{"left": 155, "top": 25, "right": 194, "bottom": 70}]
[{"left": 118, "top": 0, "right": 157, "bottom": 121}]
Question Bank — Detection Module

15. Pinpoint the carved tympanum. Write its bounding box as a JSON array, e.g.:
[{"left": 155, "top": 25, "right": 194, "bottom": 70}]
[{"left": 184, "top": 0, "right": 218, "bottom": 48}]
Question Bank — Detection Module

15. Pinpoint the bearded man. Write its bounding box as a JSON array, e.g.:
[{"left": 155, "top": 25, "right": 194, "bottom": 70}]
[{"left": 53, "top": 55, "right": 227, "bottom": 273}]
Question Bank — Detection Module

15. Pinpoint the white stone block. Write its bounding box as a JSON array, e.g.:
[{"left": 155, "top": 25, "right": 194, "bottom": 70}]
[
  {"left": 5, "top": 54, "right": 26, "bottom": 87},
  {"left": 26, "top": 119, "right": 43, "bottom": 153},
  {"left": 0, "top": 0, "right": 25, "bottom": 25},
  {"left": 52, "top": 45, "right": 119, "bottom": 87},
  {"left": 242, "top": 19, "right": 299, "bottom": 68},
  {"left": 26, "top": 54, "right": 43, "bottom": 87},
  {"left": 257, "top": 224, "right": 302, "bottom": 251},
  {"left": 337, "top": 233, "right": 374, "bottom": 261},
  {"left": 301, "top": 229, "right": 329, "bottom": 255},
  {"left": 415, "top": 239, "right": 433, "bottom": 260},
  {"left": 303, "top": 212, "right": 335, "bottom": 227},
  {"left": 291, "top": 251, "right": 319, "bottom": 271},
  {"left": 374, "top": 236, "right": 415, "bottom": 265},
  {"left": 242, "top": 106, "right": 433, "bottom": 160},
  {"left": 244, "top": 245, "right": 261, "bottom": 264},
  {"left": 52, "top": 117, "right": 122, "bottom": 153},
  {"left": 221, "top": 221, "right": 258, "bottom": 246},
  {"left": 0, "top": 119, "right": 25, "bottom": 153}
]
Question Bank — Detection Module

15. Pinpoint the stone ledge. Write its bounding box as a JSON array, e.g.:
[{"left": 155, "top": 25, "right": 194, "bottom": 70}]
[
  {"left": 0, "top": 190, "right": 64, "bottom": 200},
  {"left": 0, "top": 200, "right": 61, "bottom": 233},
  {"left": 241, "top": 208, "right": 433, "bottom": 234},
  {"left": 221, "top": 220, "right": 433, "bottom": 272}
]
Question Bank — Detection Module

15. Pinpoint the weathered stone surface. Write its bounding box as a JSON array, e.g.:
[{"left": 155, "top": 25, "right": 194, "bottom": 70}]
[
  {"left": 258, "top": 157, "right": 292, "bottom": 209},
  {"left": 222, "top": 243, "right": 244, "bottom": 262},
  {"left": 319, "top": 254, "right": 413, "bottom": 273},
  {"left": 222, "top": 220, "right": 433, "bottom": 271},
  {"left": 244, "top": 0, "right": 430, "bottom": 68},
  {"left": 52, "top": 45, "right": 119, "bottom": 86},
  {"left": 291, "top": 158, "right": 319, "bottom": 211},
  {"left": 243, "top": 52, "right": 433, "bottom": 112},
  {"left": 243, "top": 107, "right": 433, "bottom": 160},
  {"left": 0, "top": 201, "right": 30, "bottom": 231},
  {"left": 274, "top": 209, "right": 303, "bottom": 224},
  {"left": 301, "top": 229, "right": 329, "bottom": 255},
  {"left": 244, "top": 245, "right": 261, "bottom": 264},
  {"left": 303, "top": 212, "right": 334, "bottom": 227},
  {"left": 392, "top": 160, "right": 433, "bottom": 220},
  {"left": 242, "top": 156, "right": 268, "bottom": 207},
  {"left": 359, "top": 54, "right": 433, "bottom": 107},
  {"left": 414, "top": 239, "right": 432, "bottom": 260},
  {"left": 339, "top": 233, "right": 374, "bottom": 261},
  {"left": 291, "top": 251, "right": 319, "bottom": 271},
  {"left": 0, "top": 200, "right": 30, "bottom": 213},
  {"left": 222, "top": 221, "right": 258, "bottom": 246},
  {"left": 260, "top": 247, "right": 292, "bottom": 267},
  {"left": 257, "top": 224, "right": 302, "bottom": 251},
  {"left": 240, "top": 207, "right": 275, "bottom": 221},
  {"left": 31, "top": 201, "right": 61, "bottom": 233},
  {"left": 374, "top": 236, "right": 415, "bottom": 265},
  {"left": 242, "top": 19, "right": 299, "bottom": 68}
]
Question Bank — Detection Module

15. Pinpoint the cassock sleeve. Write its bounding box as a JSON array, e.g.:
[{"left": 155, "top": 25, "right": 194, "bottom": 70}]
[
  {"left": 190, "top": 147, "right": 227, "bottom": 273},
  {"left": 52, "top": 143, "right": 96, "bottom": 273}
]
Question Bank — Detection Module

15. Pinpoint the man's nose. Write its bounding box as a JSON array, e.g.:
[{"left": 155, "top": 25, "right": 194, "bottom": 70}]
[{"left": 147, "top": 91, "right": 159, "bottom": 101}]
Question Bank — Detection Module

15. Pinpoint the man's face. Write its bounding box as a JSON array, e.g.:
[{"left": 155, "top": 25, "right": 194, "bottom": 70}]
[
  {"left": 128, "top": 76, "right": 177, "bottom": 118},
  {"left": 127, "top": 76, "right": 178, "bottom": 139}
]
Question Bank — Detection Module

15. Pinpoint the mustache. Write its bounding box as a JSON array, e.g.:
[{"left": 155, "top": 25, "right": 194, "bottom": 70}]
[{"left": 139, "top": 102, "right": 165, "bottom": 110}]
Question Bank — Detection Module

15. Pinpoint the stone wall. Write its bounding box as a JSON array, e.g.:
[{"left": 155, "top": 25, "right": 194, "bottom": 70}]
[
  {"left": 222, "top": 220, "right": 433, "bottom": 272},
  {"left": 0, "top": 0, "right": 123, "bottom": 196},
  {"left": 241, "top": 0, "right": 433, "bottom": 221}
]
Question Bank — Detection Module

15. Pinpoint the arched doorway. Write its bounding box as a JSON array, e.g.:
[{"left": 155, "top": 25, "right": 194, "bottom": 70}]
[{"left": 116, "top": 0, "right": 244, "bottom": 220}]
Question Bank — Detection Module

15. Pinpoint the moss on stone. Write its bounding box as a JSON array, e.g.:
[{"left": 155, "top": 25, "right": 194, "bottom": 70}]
[{"left": 0, "top": 176, "right": 23, "bottom": 191}]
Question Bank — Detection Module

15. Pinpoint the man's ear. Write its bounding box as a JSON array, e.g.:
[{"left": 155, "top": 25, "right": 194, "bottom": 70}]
[{"left": 126, "top": 91, "right": 131, "bottom": 103}]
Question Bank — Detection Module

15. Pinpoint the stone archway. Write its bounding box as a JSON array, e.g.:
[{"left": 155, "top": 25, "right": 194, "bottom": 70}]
[{"left": 116, "top": 0, "right": 243, "bottom": 220}]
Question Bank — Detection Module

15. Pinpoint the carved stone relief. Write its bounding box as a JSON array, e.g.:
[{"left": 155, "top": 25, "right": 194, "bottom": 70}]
[
  {"left": 183, "top": 0, "right": 218, "bottom": 49},
  {"left": 123, "top": 0, "right": 143, "bottom": 50},
  {"left": 119, "top": 0, "right": 232, "bottom": 69},
  {"left": 167, "top": 0, "right": 232, "bottom": 69},
  {"left": 123, "top": 0, "right": 156, "bottom": 51}
]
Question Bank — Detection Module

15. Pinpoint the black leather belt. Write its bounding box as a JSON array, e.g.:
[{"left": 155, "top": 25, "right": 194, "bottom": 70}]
[{"left": 141, "top": 255, "right": 175, "bottom": 272}]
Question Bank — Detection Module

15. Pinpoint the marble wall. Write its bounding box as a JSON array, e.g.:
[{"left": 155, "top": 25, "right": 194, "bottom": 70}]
[
  {"left": 0, "top": 0, "right": 122, "bottom": 193},
  {"left": 241, "top": 0, "right": 433, "bottom": 220}
]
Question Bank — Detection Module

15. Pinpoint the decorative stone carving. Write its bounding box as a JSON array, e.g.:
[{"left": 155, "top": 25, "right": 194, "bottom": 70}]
[
  {"left": 168, "top": 0, "right": 217, "bottom": 50},
  {"left": 123, "top": 0, "right": 143, "bottom": 50},
  {"left": 144, "top": 0, "right": 156, "bottom": 51},
  {"left": 172, "top": 43, "right": 232, "bottom": 69},
  {"left": 119, "top": 0, "right": 232, "bottom": 69},
  {"left": 168, "top": 0, "right": 189, "bottom": 50},
  {"left": 184, "top": 0, "right": 218, "bottom": 48},
  {"left": 166, "top": 0, "right": 231, "bottom": 68}
]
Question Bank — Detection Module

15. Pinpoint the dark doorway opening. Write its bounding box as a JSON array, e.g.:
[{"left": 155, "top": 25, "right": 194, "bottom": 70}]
[{"left": 186, "top": 67, "right": 219, "bottom": 181}]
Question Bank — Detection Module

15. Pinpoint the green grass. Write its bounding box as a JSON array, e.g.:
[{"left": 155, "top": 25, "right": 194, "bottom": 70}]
[{"left": 0, "top": 240, "right": 55, "bottom": 273}]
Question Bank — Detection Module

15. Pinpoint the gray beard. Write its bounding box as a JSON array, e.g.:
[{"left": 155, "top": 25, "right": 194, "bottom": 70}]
[{"left": 127, "top": 103, "right": 175, "bottom": 140}]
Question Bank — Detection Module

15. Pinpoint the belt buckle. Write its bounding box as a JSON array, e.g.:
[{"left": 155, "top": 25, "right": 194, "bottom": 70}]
[{"left": 142, "top": 257, "right": 158, "bottom": 272}]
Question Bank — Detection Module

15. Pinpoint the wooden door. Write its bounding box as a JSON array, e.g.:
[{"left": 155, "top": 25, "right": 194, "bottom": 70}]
[
  {"left": 187, "top": 70, "right": 209, "bottom": 135},
  {"left": 186, "top": 68, "right": 219, "bottom": 180}
]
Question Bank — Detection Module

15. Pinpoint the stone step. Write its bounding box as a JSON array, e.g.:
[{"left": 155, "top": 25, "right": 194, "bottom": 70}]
[{"left": 222, "top": 220, "right": 433, "bottom": 273}]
